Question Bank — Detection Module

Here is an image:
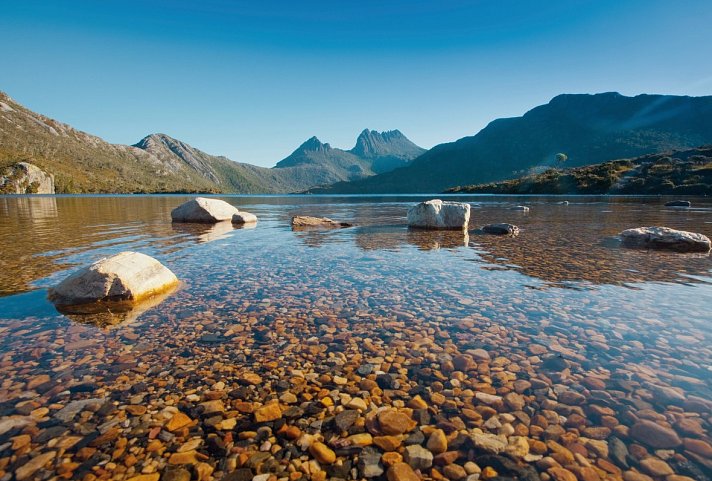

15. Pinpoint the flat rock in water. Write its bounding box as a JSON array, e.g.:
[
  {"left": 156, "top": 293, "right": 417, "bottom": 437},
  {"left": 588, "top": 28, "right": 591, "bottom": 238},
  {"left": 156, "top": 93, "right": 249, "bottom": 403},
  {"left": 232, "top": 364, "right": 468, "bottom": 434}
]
[
  {"left": 171, "top": 197, "right": 239, "bottom": 223},
  {"left": 619, "top": 226, "right": 711, "bottom": 253},
  {"left": 232, "top": 211, "right": 257, "bottom": 224},
  {"left": 481, "top": 223, "right": 519, "bottom": 236},
  {"left": 49, "top": 252, "right": 179, "bottom": 308},
  {"left": 291, "top": 216, "right": 352, "bottom": 228},
  {"left": 664, "top": 200, "right": 691, "bottom": 207},
  {"left": 407, "top": 199, "right": 470, "bottom": 230}
]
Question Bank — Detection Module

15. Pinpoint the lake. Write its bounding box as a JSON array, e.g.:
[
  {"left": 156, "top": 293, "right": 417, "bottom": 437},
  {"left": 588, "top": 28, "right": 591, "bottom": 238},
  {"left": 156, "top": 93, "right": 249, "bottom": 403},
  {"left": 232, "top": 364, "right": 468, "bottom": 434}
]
[{"left": 0, "top": 195, "right": 710, "bottom": 481}]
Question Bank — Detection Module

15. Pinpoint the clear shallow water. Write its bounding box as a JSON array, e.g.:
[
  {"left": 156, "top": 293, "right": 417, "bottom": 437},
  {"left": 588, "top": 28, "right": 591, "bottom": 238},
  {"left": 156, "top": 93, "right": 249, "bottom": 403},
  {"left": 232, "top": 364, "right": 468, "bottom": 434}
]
[{"left": 0, "top": 195, "right": 711, "bottom": 480}]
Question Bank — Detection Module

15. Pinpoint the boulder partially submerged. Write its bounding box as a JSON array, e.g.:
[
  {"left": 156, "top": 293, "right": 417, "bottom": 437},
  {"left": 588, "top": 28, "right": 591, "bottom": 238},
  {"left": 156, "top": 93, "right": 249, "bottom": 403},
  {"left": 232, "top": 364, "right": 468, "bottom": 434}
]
[
  {"left": 407, "top": 199, "right": 470, "bottom": 230},
  {"left": 49, "top": 251, "right": 179, "bottom": 310},
  {"left": 171, "top": 197, "right": 239, "bottom": 223},
  {"left": 232, "top": 212, "right": 258, "bottom": 225},
  {"left": 664, "top": 200, "right": 691, "bottom": 207},
  {"left": 620, "top": 226, "right": 711, "bottom": 253},
  {"left": 482, "top": 223, "right": 520, "bottom": 236},
  {"left": 291, "top": 216, "right": 352, "bottom": 228}
]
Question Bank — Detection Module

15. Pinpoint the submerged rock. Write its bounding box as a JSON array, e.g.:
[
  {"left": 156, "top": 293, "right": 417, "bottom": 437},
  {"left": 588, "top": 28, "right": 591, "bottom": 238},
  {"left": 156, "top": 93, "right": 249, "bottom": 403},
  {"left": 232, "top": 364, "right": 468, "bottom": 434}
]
[
  {"left": 407, "top": 199, "right": 470, "bottom": 230},
  {"left": 664, "top": 200, "right": 691, "bottom": 207},
  {"left": 171, "top": 197, "right": 239, "bottom": 223},
  {"left": 629, "top": 420, "right": 682, "bottom": 448},
  {"left": 291, "top": 216, "right": 352, "bottom": 228},
  {"left": 49, "top": 251, "right": 179, "bottom": 308},
  {"left": 232, "top": 211, "right": 258, "bottom": 224},
  {"left": 619, "top": 226, "right": 711, "bottom": 253},
  {"left": 482, "top": 223, "right": 519, "bottom": 236}
]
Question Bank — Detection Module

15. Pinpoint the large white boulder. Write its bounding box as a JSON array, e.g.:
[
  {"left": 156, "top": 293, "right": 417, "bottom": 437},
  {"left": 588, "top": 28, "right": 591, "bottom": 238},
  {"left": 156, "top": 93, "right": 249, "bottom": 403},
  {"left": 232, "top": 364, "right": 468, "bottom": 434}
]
[
  {"left": 171, "top": 197, "right": 239, "bottom": 223},
  {"left": 49, "top": 251, "right": 179, "bottom": 307},
  {"left": 407, "top": 199, "right": 470, "bottom": 230},
  {"left": 620, "top": 226, "right": 711, "bottom": 253}
]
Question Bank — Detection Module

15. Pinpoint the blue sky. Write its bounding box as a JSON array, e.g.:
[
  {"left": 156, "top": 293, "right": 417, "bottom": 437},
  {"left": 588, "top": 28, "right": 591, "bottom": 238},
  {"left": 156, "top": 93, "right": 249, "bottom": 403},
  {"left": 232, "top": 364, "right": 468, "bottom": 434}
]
[{"left": 1, "top": 0, "right": 711, "bottom": 167}]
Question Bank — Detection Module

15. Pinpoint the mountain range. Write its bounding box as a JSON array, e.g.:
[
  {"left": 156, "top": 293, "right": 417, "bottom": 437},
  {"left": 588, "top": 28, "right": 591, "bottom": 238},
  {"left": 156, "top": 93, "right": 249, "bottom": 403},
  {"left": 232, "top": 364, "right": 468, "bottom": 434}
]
[
  {"left": 310, "top": 92, "right": 712, "bottom": 193},
  {"left": 2, "top": 91, "right": 712, "bottom": 194},
  {"left": 0, "top": 91, "right": 423, "bottom": 193}
]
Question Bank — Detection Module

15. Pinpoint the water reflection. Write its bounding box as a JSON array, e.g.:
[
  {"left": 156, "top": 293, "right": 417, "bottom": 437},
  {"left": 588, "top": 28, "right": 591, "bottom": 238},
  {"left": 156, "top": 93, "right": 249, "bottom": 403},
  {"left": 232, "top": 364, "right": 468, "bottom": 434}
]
[
  {"left": 350, "top": 226, "right": 470, "bottom": 251},
  {"left": 55, "top": 286, "right": 179, "bottom": 328},
  {"left": 0, "top": 196, "right": 58, "bottom": 221},
  {"left": 172, "top": 220, "right": 235, "bottom": 243}
]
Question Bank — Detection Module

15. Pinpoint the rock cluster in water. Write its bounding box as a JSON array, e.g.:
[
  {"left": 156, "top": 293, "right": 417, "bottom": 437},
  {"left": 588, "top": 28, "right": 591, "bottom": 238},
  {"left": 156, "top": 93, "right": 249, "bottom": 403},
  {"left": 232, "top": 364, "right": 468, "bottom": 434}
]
[{"left": 6, "top": 199, "right": 711, "bottom": 481}]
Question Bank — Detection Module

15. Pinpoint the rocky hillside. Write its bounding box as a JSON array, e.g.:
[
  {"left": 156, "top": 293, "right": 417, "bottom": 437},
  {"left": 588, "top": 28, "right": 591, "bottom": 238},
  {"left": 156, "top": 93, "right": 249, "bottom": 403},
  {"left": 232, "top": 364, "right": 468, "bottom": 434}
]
[
  {"left": 312, "top": 93, "right": 712, "bottom": 194},
  {"left": 0, "top": 91, "right": 423, "bottom": 193},
  {"left": 447, "top": 146, "right": 712, "bottom": 195},
  {"left": 0, "top": 93, "right": 221, "bottom": 193}
]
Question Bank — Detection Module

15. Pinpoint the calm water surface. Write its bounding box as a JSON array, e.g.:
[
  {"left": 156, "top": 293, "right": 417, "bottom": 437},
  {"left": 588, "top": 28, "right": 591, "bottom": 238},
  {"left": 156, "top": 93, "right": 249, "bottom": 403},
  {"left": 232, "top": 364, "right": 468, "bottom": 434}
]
[{"left": 0, "top": 195, "right": 710, "bottom": 480}]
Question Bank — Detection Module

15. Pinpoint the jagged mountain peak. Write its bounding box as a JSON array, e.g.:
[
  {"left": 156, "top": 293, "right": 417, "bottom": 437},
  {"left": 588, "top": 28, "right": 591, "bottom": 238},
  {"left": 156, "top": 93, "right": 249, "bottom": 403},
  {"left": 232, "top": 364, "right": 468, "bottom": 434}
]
[
  {"left": 297, "top": 136, "right": 331, "bottom": 152},
  {"left": 350, "top": 128, "right": 424, "bottom": 161},
  {"left": 358, "top": 128, "right": 405, "bottom": 138}
]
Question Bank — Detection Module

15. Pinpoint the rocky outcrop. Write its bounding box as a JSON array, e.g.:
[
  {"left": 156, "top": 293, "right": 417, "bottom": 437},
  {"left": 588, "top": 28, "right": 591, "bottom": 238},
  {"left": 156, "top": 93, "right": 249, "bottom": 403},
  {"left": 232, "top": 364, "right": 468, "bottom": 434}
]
[
  {"left": 620, "top": 226, "right": 711, "bottom": 252},
  {"left": 49, "top": 251, "right": 179, "bottom": 309},
  {"left": 482, "top": 223, "right": 520, "bottom": 236},
  {"left": 232, "top": 211, "right": 258, "bottom": 225},
  {"left": 407, "top": 199, "right": 470, "bottom": 230},
  {"left": 0, "top": 162, "right": 55, "bottom": 194},
  {"left": 291, "top": 216, "right": 352, "bottom": 228},
  {"left": 171, "top": 197, "right": 239, "bottom": 223}
]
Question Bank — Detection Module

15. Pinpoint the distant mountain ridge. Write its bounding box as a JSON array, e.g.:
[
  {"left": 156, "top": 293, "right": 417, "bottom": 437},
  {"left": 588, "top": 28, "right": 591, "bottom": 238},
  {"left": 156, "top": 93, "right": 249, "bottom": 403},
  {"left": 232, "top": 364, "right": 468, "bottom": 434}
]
[
  {"left": 0, "top": 91, "right": 423, "bottom": 193},
  {"left": 311, "top": 92, "right": 712, "bottom": 194},
  {"left": 274, "top": 130, "right": 425, "bottom": 183},
  {"left": 350, "top": 129, "right": 425, "bottom": 172}
]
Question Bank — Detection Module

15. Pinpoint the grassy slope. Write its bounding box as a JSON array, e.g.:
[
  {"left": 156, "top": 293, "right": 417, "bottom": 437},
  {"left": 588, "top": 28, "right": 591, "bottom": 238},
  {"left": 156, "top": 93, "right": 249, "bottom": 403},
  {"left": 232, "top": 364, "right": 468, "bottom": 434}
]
[
  {"left": 0, "top": 93, "right": 221, "bottom": 193},
  {"left": 447, "top": 146, "right": 712, "bottom": 195}
]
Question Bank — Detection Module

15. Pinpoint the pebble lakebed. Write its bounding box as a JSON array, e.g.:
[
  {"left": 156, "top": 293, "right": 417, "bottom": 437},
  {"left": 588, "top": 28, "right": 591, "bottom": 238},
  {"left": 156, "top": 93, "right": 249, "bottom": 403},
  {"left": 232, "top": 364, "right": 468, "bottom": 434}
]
[{"left": 0, "top": 196, "right": 710, "bottom": 481}]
